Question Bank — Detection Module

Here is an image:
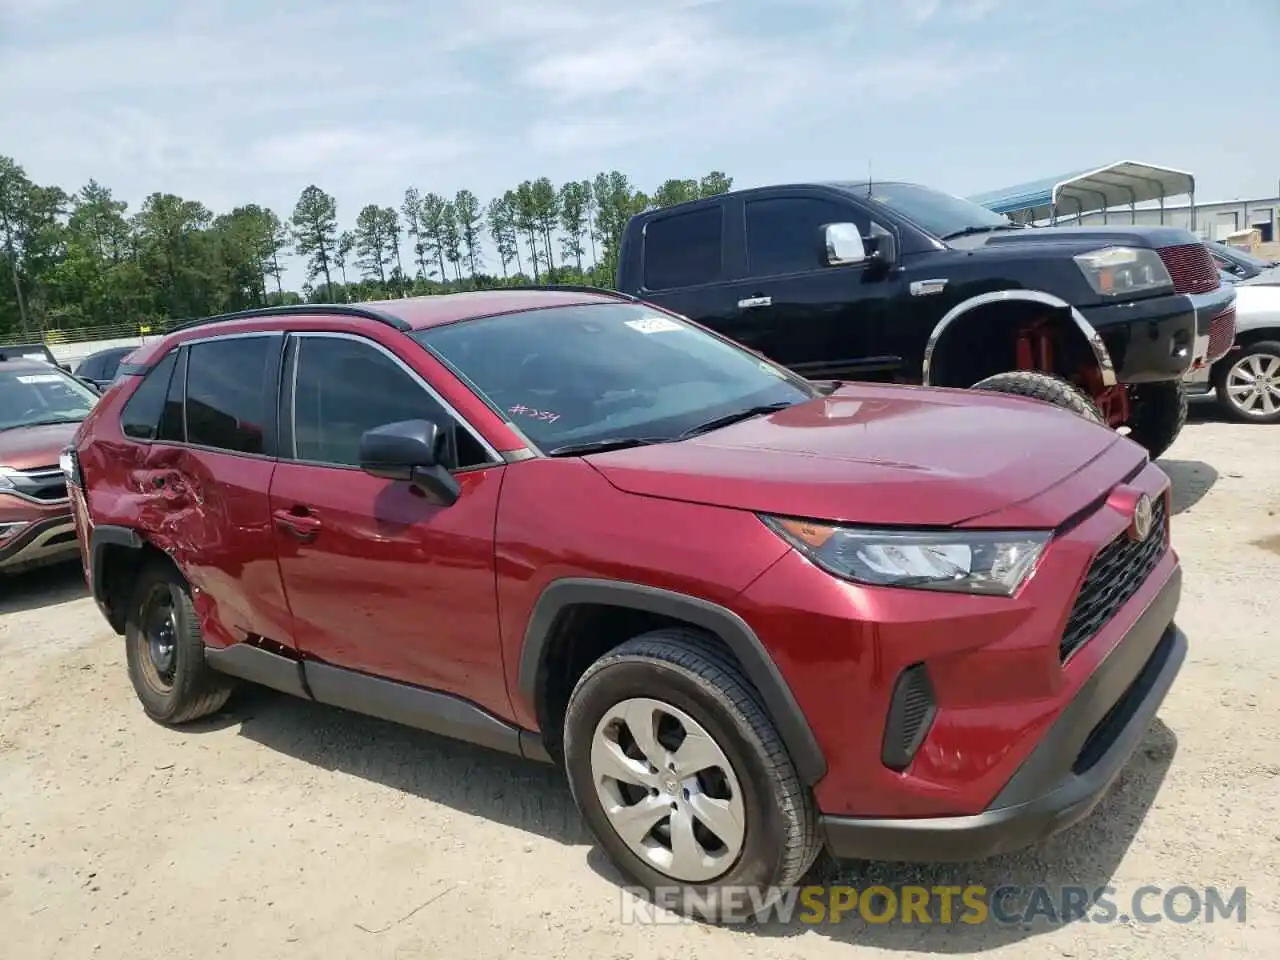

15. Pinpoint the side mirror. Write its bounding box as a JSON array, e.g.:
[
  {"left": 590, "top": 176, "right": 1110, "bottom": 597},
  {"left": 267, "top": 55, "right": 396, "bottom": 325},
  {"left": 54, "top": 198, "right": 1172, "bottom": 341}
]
[
  {"left": 358, "top": 419, "right": 461, "bottom": 507},
  {"left": 866, "top": 231, "right": 898, "bottom": 270},
  {"left": 824, "top": 223, "right": 866, "bottom": 266}
]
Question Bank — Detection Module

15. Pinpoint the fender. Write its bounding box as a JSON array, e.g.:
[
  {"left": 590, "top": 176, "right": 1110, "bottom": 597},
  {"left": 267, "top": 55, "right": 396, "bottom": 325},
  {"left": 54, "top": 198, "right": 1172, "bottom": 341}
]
[
  {"left": 517, "top": 577, "right": 827, "bottom": 786},
  {"left": 922, "top": 289, "right": 1117, "bottom": 388}
]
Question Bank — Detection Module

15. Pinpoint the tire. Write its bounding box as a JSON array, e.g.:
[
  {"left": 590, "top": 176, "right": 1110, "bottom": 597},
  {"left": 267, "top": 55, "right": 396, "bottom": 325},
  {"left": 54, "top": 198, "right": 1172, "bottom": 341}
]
[
  {"left": 124, "top": 559, "right": 234, "bottom": 725},
  {"left": 1211, "top": 341, "right": 1280, "bottom": 424},
  {"left": 1125, "top": 379, "right": 1188, "bottom": 460},
  {"left": 969, "top": 370, "right": 1104, "bottom": 422},
  {"left": 562, "top": 628, "right": 821, "bottom": 923}
]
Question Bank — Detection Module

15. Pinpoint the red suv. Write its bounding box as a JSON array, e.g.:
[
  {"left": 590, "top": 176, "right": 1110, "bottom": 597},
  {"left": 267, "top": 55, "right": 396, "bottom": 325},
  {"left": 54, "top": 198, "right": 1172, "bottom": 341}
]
[{"left": 64, "top": 288, "right": 1186, "bottom": 919}]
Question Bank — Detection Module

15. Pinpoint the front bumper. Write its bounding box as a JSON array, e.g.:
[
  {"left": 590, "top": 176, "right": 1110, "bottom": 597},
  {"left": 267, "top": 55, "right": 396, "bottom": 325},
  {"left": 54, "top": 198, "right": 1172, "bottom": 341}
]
[
  {"left": 0, "top": 512, "right": 80, "bottom": 574},
  {"left": 1080, "top": 287, "right": 1233, "bottom": 383},
  {"left": 820, "top": 565, "right": 1184, "bottom": 862}
]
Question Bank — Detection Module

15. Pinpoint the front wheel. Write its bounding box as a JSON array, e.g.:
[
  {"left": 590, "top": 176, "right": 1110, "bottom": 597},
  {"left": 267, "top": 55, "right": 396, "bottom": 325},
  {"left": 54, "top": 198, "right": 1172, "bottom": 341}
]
[
  {"left": 1212, "top": 341, "right": 1280, "bottom": 424},
  {"left": 1125, "top": 380, "right": 1188, "bottom": 460},
  {"left": 562, "top": 629, "right": 821, "bottom": 922},
  {"left": 969, "top": 370, "right": 1104, "bottom": 422}
]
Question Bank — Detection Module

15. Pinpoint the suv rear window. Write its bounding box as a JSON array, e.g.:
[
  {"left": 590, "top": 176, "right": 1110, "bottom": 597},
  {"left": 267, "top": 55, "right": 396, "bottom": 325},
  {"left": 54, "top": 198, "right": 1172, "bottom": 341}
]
[{"left": 643, "top": 207, "right": 723, "bottom": 290}]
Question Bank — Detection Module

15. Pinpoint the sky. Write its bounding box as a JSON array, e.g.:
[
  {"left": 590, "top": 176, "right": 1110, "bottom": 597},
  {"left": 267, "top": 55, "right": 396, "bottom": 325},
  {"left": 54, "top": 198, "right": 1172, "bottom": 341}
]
[{"left": 2, "top": 0, "right": 1278, "bottom": 288}]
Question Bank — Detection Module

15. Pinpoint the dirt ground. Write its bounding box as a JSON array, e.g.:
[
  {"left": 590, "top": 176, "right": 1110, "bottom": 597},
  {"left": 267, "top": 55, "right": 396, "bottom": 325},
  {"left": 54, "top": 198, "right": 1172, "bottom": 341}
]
[{"left": 2, "top": 401, "right": 1278, "bottom": 960}]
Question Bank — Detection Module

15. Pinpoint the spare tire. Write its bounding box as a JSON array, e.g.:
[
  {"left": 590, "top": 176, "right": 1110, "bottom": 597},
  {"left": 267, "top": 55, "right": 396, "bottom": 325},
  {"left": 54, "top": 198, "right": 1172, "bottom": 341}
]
[{"left": 969, "top": 370, "right": 1104, "bottom": 422}]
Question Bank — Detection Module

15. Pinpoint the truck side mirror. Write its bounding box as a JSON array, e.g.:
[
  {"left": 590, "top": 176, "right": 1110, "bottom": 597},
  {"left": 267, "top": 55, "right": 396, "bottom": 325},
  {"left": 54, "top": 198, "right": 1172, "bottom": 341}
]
[{"left": 823, "top": 223, "right": 866, "bottom": 266}]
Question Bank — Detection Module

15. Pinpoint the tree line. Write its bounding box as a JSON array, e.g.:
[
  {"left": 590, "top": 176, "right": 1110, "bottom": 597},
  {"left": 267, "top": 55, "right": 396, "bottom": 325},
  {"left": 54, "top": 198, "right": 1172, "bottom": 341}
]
[{"left": 0, "top": 154, "right": 733, "bottom": 339}]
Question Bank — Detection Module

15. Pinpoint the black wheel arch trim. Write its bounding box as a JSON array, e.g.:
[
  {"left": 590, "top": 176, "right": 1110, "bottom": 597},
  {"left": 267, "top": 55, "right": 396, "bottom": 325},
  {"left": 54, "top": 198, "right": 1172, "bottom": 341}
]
[
  {"left": 517, "top": 577, "right": 828, "bottom": 785},
  {"left": 88, "top": 524, "right": 145, "bottom": 605}
]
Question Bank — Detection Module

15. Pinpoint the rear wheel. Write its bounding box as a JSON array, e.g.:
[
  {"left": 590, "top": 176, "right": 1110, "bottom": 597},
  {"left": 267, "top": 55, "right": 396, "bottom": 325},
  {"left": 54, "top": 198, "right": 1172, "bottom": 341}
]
[
  {"left": 1124, "top": 380, "right": 1188, "bottom": 460},
  {"left": 124, "top": 560, "right": 234, "bottom": 725},
  {"left": 562, "top": 628, "right": 821, "bottom": 923},
  {"left": 969, "top": 370, "right": 1104, "bottom": 422},
  {"left": 1212, "top": 341, "right": 1280, "bottom": 424}
]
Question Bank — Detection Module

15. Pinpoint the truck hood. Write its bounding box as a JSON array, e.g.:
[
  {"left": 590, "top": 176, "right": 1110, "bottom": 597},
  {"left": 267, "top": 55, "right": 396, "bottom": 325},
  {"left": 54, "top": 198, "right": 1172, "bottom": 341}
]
[
  {"left": 0, "top": 421, "right": 80, "bottom": 470},
  {"left": 586, "top": 384, "right": 1139, "bottom": 528},
  {"left": 979, "top": 224, "right": 1200, "bottom": 250}
]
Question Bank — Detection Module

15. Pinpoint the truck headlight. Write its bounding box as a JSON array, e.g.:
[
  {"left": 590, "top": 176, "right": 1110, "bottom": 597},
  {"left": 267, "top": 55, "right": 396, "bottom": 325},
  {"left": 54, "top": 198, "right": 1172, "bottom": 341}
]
[
  {"left": 760, "top": 516, "right": 1049, "bottom": 596},
  {"left": 1074, "top": 246, "right": 1172, "bottom": 297}
]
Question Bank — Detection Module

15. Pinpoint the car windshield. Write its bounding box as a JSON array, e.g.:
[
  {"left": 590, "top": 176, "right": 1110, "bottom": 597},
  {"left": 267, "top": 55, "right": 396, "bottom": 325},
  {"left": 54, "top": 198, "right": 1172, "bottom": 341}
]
[
  {"left": 861, "top": 182, "right": 1016, "bottom": 239},
  {"left": 414, "top": 302, "right": 816, "bottom": 452},
  {"left": 1209, "top": 241, "right": 1272, "bottom": 272},
  {"left": 0, "top": 365, "right": 99, "bottom": 431}
]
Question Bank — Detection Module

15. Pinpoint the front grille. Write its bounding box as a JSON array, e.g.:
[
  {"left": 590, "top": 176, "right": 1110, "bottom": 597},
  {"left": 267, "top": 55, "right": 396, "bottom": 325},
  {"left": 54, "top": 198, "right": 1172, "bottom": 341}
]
[
  {"left": 1156, "top": 243, "right": 1220, "bottom": 294},
  {"left": 881, "top": 663, "right": 936, "bottom": 771},
  {"left": 1060, "top": 495, "right": 1169, "bottom": 662},
  {"left": 6, "top": 466, "right": 68, "bottom": 502},
  {"left": 1206, "top": 306, "right": 1237, "bottom": 363}
]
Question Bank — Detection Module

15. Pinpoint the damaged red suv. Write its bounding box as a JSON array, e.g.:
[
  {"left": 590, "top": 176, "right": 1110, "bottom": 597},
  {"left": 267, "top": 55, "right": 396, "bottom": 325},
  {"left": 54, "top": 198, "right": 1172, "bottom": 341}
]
[{"left": 64, "top": 288, "right": 1185, "bottom": 919}]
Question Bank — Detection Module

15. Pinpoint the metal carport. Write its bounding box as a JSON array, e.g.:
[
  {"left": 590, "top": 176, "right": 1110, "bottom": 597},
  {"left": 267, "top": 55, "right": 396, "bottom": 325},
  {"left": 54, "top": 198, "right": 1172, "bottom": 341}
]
[{"left": 968, "top": 161, "right": 1196, "bottom": 227}]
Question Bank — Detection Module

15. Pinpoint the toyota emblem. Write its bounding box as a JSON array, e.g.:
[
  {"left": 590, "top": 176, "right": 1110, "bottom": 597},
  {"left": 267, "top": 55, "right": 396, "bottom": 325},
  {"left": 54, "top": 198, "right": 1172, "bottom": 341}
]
[{"left": 1131, "top": 494, "right": 1154, "bottom": 542}]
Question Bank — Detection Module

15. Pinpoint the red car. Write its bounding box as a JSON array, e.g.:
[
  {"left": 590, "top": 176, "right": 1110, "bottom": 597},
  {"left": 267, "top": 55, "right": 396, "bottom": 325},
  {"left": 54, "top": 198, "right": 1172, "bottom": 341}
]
[
  {"left": 63, "top": 288, "right": 1185, "bottom": 919},
  {"left": 1, "top": 358, "right": 100, "bottom": 576}
]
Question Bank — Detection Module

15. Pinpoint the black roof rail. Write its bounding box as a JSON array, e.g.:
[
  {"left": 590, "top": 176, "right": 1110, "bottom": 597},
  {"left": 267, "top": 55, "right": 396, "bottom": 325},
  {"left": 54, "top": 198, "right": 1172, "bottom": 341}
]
[
  {"left": 498, "top": 284, "right": 639, "bottom": 301},
  {"left": 167, "top": 303, "right": 412, "bottom": 334}
]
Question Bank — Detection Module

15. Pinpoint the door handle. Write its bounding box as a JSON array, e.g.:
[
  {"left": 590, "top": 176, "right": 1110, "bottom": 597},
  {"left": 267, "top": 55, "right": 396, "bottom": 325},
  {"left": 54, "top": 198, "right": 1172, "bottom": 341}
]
[
  {"left": 272, "top": 507, "right": 322, "bottom": 542},
  {"left": 737, "top": 295, "right": 772, "bottom": 309}
]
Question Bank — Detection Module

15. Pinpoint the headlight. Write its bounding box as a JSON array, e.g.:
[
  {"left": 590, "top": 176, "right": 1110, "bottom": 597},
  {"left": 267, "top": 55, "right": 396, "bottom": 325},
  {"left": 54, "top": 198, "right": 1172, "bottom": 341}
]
[
  {"left": 58, "top": 448, "right": 81, "bottom": 486},
  {"left": 0, "top": 468, "right": 15, "bottom": 492},
  {"left": 760, "top": 516, "right": 1049, "bottom": 596},
  {"left": 1074, "top": 246, "right": 1172, "bottom": 297}
]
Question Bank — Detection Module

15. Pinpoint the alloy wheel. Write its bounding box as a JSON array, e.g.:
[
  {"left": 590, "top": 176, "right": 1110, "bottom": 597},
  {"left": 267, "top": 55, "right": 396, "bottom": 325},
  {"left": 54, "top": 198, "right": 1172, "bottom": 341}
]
[{"left": 1224, "top": 351, "right": 1280, "bottom": 419}]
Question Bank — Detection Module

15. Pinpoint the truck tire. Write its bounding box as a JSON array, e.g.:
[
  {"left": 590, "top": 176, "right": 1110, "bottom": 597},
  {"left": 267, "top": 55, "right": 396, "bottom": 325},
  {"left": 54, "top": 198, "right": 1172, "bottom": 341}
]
[
  {"left": 124, "top": 559, "right": 235, "bottom": 725},
  {"left": 1125, "top": 380, "right": 1187, "bottom": 460},
  {"left": 1211, "top": 341, "right": 1280, "bottom": 424},
  {"left": 969, "top": 371, "right": 1104, "bottom": 422},
  {"left": 562, "top": 628, "right": 821, "bottom": 923}
]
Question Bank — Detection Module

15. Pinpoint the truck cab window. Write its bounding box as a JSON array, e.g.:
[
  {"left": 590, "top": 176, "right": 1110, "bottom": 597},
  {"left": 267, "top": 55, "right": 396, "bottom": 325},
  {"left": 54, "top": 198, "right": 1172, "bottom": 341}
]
[
  {"left": 643, "top": 207, "right": 723, "bottom": 290},
  {"left": 746, "top": 198, "right": 870, "bottom": 278}
]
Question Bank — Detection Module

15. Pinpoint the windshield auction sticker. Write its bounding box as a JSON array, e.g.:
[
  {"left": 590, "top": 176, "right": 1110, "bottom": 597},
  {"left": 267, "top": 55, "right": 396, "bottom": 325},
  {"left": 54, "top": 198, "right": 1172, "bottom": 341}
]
[{"left": 625, "top": 316, "right": 683, "bottom": 334}]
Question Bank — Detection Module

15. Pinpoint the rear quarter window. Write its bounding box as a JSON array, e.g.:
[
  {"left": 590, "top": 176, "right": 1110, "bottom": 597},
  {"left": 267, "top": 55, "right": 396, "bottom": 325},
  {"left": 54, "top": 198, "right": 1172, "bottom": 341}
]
[
  {"left": 643, "top": 206, "right": 723, "bottom": 291},
  {"left": 119, "top": 350, "right": 178, "bottom": 440}
]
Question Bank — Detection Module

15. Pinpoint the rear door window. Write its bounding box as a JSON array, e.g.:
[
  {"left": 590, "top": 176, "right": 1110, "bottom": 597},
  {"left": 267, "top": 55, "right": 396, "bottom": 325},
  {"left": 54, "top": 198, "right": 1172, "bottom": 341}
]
[
  {"left": 184, "top": 336, "right": 276, "bottom": 455},
  {"left": 643, "top": 206, "right": 723, "bottom": 290}
]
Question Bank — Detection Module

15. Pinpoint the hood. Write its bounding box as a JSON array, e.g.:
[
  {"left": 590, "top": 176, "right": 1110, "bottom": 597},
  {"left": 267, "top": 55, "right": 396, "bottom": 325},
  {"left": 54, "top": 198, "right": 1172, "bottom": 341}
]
[
  {"left": 1240, "top": 264, "right": 1280, "bottom": 286},
  {"left": 978, "top": 224, "right": 1199, "bottom": 250},
  {"left": 0, "top": 421, "right": 81, "bottom": 470},
  {"left": 1232, "top": 281, "right": 1280, "bottom": 316},
  {"left": 586, "top": 384, "right": 1137, "bottom": 528}
]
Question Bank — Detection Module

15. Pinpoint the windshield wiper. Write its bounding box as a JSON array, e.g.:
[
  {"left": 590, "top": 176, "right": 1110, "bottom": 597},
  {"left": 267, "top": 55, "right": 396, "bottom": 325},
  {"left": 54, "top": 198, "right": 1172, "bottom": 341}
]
[
  {"left": 546, "top": 436, "right": 669, "bottom": 457},
  {"left": 939, "top": 224, "right": 1020, "bottom": 241},
  {"left": 2, "top": 416, "right": 84, "bottom": 430},
  {"left": 678, "top": 401, "right": 795, "bottom": 440}
]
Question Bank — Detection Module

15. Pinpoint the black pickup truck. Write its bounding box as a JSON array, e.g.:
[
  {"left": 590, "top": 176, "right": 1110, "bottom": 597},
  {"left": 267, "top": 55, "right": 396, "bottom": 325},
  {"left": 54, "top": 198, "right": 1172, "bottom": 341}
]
[{"left": 615, "top": 180, "right": 1237, "bottom": 459}]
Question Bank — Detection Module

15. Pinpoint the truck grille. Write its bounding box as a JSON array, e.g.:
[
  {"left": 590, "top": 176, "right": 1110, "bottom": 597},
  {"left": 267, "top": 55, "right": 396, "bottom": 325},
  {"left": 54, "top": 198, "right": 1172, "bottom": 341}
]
[
  {"left": 1156, "top": 243, "right": 1220, "bottom": 294},
  {"left": 1060, "top": 495, "right": 1169, "bottom": 662},
  {"left": 1206, "top": 306, "right": 1237, "bottom": 364}
]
